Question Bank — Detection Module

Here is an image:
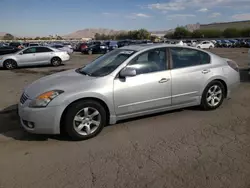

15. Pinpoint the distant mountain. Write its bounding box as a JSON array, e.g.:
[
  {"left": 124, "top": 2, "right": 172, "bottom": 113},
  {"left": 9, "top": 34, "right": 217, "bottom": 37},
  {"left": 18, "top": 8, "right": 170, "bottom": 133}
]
[
  {"left": 64, "top": 24, "right": 201, "bottom": 39},
  {"left": 63, "top": 28, "right": 127, "bottom": 39},
  {"left": 0, "top": 32, "right": 7, "bottom": 39}
]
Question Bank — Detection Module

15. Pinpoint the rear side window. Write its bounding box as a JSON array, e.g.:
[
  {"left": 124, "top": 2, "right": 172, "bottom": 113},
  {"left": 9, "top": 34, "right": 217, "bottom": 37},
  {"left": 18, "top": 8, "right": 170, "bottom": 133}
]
[
  {"left": 170, "top": 47, "right": 210, "bottom": 69},
  {"left": 36, "top": 47, "right": 53, "bottom": 53}
]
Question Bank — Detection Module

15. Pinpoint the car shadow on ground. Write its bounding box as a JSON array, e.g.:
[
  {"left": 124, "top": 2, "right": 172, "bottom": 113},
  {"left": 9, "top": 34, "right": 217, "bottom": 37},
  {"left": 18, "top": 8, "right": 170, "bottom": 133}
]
[{"left": 0, "top": 104, "right": 185, "bottom": 142}]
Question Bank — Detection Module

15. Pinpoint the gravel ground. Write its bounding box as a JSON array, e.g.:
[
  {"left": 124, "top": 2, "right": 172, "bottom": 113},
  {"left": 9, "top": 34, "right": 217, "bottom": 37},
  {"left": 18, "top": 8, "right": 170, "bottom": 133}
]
[{"left": 0, "top": 49, "right": 250, "bottom": 188}]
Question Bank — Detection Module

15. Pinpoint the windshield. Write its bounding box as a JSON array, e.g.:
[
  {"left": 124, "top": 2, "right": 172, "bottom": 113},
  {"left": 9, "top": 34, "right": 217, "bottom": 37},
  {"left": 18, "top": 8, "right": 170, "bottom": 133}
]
[{"left": 77, "top": 49, "right": 136, "bottom": 77}]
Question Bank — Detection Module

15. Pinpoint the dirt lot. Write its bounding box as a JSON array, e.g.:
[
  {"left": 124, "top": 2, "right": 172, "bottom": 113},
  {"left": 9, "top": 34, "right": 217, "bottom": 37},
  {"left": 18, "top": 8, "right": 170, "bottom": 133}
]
[{"left": 0, "top": 49, "right": 250, "bottom": 188}]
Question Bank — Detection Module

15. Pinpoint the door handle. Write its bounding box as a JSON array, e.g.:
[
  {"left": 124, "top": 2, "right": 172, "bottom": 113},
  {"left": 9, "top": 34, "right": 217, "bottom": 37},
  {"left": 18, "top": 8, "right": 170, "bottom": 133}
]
[
  {"left": 159, "top": 78, "right": 170, "bottom": 83},
  {"left": 202, "top": 69, "right": 210, "bottom": 74}
]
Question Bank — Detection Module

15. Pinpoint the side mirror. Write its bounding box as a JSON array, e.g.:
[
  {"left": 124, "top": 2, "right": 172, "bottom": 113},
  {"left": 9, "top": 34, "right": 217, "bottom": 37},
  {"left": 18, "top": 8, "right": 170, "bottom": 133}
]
[
  {"left": 120, "top": 67, "right": 136, "bottom": 78},
  {"left": 19, "top": 52, "right": 23, "bottom": 55}
]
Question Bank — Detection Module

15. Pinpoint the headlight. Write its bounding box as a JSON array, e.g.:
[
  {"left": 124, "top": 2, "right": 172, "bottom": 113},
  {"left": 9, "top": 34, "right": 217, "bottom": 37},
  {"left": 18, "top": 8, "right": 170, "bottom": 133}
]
[{"left": 29, "top": 90, "right": 64, "bottom": 108}]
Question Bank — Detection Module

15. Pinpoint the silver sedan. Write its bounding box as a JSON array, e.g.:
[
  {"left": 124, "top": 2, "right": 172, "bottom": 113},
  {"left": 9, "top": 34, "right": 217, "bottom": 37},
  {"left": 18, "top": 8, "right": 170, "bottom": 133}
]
[
  {"left": 18, "top": 44, "right": 240, "bottom": 140},
  {"left": 0, "top": 46, "right": 70, "bottom": 69}
]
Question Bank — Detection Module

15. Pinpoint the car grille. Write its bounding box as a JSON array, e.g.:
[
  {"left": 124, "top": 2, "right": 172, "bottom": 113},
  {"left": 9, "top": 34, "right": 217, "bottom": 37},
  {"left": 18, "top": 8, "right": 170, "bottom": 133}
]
[{"left": 20, "top": 93, "right": 28, "bottom": 104}]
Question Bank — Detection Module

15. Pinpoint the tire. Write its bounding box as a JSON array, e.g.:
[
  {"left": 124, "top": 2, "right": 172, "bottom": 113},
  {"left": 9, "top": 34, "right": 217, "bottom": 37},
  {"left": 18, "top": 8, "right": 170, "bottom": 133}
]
[
  {"left": 200, "top": 81, "right": 225, "bottom": 110},
  {"left": 63, "top": 100, "right": 107, "bottom": 140},
  {"left": 3, "top": 59, "right": 18, "bottom": 70},
  {"left": 209, "top": 46, "right": 213, "bottom": 49},
  {"left": 197, "top": 46, "right": 201, "bottom": 48},
  {"left": 88, "top": 50, "right": 93, "bottom": 55},
  {"left": 51, "top": 57, "right": 62, "bottom": 66}
]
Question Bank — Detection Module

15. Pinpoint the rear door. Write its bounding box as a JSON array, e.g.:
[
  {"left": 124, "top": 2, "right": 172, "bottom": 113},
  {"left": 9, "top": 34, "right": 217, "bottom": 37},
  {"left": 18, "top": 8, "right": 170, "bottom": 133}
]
[
  {"left": 169, "top": 47, "right": 212, "bottom": 106},
  {"left": 35, "top": 47, "right": 53, "bottom": 64}
]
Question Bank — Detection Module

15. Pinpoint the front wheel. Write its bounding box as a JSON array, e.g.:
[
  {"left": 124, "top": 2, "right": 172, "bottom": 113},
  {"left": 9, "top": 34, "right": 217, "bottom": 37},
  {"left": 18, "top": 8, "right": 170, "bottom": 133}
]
[
  {"left": 63, "top": 100, "right": 107, "bottom": 140},
  {"left": 3, "top": 59, "right": 18, "bottom": 70},
  {"left": 201, "top": 81, "right": 225, "bottom": 110}
]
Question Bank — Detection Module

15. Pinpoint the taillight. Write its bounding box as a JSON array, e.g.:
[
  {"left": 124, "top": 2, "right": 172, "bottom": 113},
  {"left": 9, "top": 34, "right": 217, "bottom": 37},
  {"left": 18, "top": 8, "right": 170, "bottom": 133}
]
[
  {"left": 81, "top": 45, "right": 87, "bottom": 49},
  {"left": 227, "top": 60, "right": 239, "bottom": 72}
]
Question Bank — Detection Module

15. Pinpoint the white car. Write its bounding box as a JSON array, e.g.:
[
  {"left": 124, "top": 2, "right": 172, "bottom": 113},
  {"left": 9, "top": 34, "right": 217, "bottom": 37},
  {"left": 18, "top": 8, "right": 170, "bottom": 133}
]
[
  {"left": 51, "top": 44, "right": 74, "bottom": 54},
  {"left": 176, "top": 40, "right": 187, "bottom": 46},
  {"left": 0, "top": 46, "right": 70, "bottom": 69},
  {"left": 196, "top": 41, "right": 215, "bottom": 49}
]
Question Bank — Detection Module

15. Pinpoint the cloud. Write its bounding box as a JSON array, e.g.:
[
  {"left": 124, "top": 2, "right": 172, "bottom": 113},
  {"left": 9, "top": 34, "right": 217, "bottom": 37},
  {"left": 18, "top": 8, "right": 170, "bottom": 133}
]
[
  {"left": 102, "top": 12, "right": 118, "bottom": 16},
  {"left": 147, "top": 0, "right": 250, "bottom": 11},
  {"left": 197, "top": 8, "right": 208, "bottom": 12},
  {"left": 232, "top": 13, "right": 250, "bottom": 20},
  {"left": 167, "top": 14, "right": 196, "bottom": 19},
  {"left": 209, "top": 12, "right": 221, "bottom": 18},
  {"left": 148, "top": 2, "right": 185, "bottom": 11},
  {"left": 125, "top": 13, "right": 151, "bottom": 19}
]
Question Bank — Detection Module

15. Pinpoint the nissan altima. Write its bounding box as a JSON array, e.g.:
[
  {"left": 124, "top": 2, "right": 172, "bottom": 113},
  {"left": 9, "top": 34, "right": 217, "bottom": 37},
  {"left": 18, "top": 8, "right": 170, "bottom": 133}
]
[{"left": 18, "top": 44, "right": 240, "bottom": 140}]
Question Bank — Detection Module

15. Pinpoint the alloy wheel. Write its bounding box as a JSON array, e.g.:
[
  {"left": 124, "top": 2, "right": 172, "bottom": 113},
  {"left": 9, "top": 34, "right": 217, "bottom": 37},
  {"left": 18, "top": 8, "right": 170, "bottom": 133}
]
[
  {"left": 206, "top": 85, "right": 223, "bottom": 107},
  {"left": 73, "top": 107, "right": 101, "bottom": 136}
]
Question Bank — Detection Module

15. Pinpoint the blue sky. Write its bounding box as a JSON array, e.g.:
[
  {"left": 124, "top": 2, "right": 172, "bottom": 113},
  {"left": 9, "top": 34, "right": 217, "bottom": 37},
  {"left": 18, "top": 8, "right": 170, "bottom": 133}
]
[{"left": 0, "top": 0, "right": 250, "bottom": 36}]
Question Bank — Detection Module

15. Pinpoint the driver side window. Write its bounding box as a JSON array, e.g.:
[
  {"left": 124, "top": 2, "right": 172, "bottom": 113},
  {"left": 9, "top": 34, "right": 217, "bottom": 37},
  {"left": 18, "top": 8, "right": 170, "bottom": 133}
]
[
  {"left": 23, "top": 47, "right": 36, "bottom": 54},
  {"left": 127, "top": 48, "right": 167, "bottom": 75}
]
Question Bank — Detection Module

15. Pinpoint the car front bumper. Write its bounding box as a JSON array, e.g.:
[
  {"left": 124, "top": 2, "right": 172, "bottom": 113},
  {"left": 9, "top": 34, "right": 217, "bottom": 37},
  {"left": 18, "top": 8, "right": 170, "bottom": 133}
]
[{"left": 18, "top": 101, "right": 62, "bottom": 135}]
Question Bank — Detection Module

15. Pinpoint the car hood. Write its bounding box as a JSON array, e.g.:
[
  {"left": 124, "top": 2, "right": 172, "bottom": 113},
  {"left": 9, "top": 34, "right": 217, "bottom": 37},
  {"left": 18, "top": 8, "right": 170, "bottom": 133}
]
[{"left": 24, "top": 69, "right": 97, "bottom": 99}]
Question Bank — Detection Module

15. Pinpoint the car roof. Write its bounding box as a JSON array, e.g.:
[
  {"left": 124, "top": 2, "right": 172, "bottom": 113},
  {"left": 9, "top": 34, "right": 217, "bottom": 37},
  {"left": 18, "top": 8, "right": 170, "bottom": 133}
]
[{"left": 120, "top": 43, "right": 201, "bottom": 51}]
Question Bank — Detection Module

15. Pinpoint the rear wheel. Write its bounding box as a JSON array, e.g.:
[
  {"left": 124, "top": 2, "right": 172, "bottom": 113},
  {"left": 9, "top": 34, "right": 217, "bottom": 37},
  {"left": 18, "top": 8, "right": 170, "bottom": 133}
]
[
  {"left": 201, "top": 81, "right": 225, "bottom": 110},
  {"left": 51, "top": 57, "right": 62, "bottom": 66},
  {"left": 3, "top": 59, "right": 17, "bottom": 70},
  {"left": 63, "top": 100, "right": 107, "bottom": 140},
  {"left": 209, "top": 46, "right": 213, "bottom": 49}
]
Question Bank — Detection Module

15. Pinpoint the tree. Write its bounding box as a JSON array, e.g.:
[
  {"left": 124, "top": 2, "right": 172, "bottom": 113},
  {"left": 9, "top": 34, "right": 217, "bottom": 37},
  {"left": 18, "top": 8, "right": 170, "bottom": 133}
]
[
  {"left": 241, "top": 28, "right": 250, "bottom": 37},
  {"left": 223, "top": 28, "right": 240, "bottom": 38},
  {"left": 191, "top": 30, "right": 203, "bottom": 38},
  {"left": 35, "top": 37, "right": 41, "bottom": 40},
  {"left": 164, "top": 32, "right": 174, "bottom": 39},
  {"left": 173, "top": 27, "right": 191, "bottom": 39},
  {"left": 3, "top": 33, "right": 15, "bottom": 40},
  {"left": 136, "top": 29, "right": 151, "bottom": 40},
  {"left": 56, "top": 36, "right": 63, "bottom": 40},
  {"left": 199, "top": 29, "right": 222, "bottom": 38}
]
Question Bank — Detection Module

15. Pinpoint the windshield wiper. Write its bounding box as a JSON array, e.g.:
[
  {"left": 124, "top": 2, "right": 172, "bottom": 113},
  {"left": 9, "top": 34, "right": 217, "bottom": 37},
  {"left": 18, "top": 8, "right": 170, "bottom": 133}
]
[{"left": 76, "top": 68, "right": 91, "bottom": 76}]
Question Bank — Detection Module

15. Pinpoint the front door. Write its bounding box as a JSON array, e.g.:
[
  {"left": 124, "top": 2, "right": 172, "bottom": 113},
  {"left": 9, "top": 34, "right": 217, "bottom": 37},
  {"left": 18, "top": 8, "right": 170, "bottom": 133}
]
[
  {"left": 114, "top": 48, "right": 172, "bottom": 116},
  {"left": 18, "top": 47, "right": 37, "bottom": 65},
  {"left": 169, "top": 47, "right": 212, "bottom": 106}
]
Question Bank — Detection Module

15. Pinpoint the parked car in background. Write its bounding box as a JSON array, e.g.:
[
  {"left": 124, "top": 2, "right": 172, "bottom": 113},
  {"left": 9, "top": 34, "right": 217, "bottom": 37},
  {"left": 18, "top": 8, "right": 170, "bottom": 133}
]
[
  {"left": 81, "top": 43, "right": 108, "bottom": 55},
  {"left": 117, "top": 40, "right": 131, "bottom": 48},
  {"left": 0, "top": 46, "right": 70, "bottom": 69},
  {"left": 29, "top": 43, "right": 40, "bottom": 47},
  {"left": 74, "top": 43, "right": 89, "bottom": 52},
  {"left": 63, "top": 43, "right": 73, "bottom": 49},
  {"left": 185, "top": 40, "right": 197, "bottom": 47},
  {"left": 18, "top": 44, "right": 240, "bottom": 140},
  {"left": 105, "top": 41, "right": 118, "bottom": 51},
  {"left": 9, "top": 42, "right": 23, "bottom": 48},
  {"left": 0, "top": 46, "right": 20, "bottom": 55},
  {"left": 196, "top": 41, "right": 215, "bottom": 49},
  {"left": 50, "top": 44, "right": 74, "bottom": 54},
  {"left": 222, "top": 40, "right": 232, "bottom": 48}
]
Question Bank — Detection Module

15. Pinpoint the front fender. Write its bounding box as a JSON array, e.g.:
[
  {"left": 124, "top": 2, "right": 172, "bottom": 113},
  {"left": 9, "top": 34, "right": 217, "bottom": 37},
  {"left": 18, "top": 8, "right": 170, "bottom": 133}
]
[{"left": 50, "top": 91, "right": 116, "bottom": 120}]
